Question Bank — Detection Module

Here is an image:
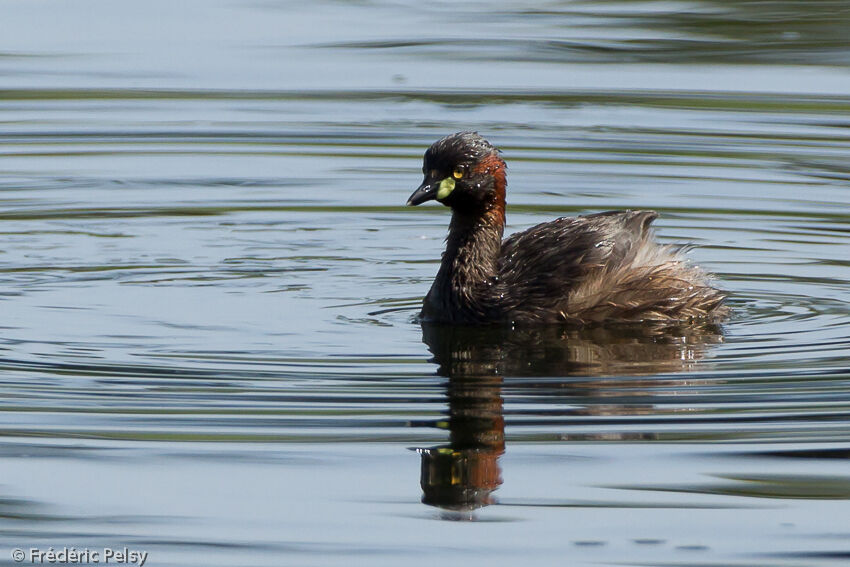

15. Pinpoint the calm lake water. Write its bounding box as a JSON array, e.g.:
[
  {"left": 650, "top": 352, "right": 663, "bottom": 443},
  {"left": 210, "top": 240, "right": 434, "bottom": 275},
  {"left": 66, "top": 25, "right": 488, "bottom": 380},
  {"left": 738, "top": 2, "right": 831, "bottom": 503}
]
[{"left": 1, "top": 1, "right": 850, "bottom": 565}]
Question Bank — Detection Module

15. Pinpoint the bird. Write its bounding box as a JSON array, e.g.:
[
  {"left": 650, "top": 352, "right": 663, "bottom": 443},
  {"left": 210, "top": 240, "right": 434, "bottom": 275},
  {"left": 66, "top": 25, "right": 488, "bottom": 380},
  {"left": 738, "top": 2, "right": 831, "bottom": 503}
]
[{"left": 406, "top": 131, "right": 728, "bottom": 325}]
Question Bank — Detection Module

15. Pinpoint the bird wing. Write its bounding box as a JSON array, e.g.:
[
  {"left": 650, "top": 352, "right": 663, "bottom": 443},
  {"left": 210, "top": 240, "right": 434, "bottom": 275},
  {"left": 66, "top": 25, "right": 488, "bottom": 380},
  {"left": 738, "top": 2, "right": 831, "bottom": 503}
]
[
  {"left": 497, "top": 210, "right": 698, "bottom": 322},
  {"left": 499, "top": 210, "right": 658, "bottom": 286}
]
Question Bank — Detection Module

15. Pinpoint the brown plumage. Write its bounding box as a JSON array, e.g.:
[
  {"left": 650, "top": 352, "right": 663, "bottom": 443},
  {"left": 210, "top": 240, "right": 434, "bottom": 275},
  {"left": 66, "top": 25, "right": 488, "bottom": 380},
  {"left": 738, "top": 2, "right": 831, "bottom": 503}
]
[{"left": 407, "top": 132, "right": 728, "bottom": 325}]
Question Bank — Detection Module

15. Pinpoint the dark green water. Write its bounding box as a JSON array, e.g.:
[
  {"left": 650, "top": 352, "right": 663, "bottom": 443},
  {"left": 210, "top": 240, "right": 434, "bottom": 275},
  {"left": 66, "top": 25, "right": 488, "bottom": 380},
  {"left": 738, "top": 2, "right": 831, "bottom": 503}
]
[{"left": 1, "top": 1, "right": 849, "bottom": 565}]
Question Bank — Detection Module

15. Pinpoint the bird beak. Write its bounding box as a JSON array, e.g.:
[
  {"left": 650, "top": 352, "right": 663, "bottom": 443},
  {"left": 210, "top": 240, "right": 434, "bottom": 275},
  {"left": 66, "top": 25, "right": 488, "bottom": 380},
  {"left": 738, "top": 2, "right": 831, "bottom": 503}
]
[{"left": 407, "top": 177, "right": 439, "bottom": 206}]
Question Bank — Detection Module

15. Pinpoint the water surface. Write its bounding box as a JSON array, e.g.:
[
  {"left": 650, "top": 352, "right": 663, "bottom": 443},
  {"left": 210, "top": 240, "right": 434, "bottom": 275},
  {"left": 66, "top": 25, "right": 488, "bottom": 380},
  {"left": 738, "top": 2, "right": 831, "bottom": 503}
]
[{"left": 1, "top": 1, "right": 850, "bottom": 565}]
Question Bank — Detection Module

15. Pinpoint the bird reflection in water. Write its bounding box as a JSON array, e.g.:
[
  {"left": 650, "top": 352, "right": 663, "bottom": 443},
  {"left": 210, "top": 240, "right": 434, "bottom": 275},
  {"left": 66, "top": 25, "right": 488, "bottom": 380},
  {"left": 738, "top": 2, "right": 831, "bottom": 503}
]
[{"left": 414, "top": 322, "right": 724, "bottom": 516}]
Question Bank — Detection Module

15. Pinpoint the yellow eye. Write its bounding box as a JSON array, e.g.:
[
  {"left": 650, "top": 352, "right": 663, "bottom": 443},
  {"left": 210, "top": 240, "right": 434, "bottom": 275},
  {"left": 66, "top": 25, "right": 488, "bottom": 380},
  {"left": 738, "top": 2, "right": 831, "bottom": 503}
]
[{"left": 452, "top": 166, "right": 465, "bottom": 179}]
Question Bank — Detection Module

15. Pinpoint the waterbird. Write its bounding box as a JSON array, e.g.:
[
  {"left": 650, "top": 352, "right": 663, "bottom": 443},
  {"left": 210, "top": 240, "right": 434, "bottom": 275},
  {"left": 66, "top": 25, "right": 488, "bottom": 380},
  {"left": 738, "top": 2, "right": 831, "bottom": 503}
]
[{"left": 407, "top": 132, "right": 727, "bottom": 325}]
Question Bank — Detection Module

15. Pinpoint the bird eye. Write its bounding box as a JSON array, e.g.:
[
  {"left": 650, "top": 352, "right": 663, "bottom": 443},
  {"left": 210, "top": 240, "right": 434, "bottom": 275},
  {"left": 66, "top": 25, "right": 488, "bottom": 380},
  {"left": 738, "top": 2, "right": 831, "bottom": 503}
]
[{"left": 452, "top": 165, "right": 465, "bottom": 179}]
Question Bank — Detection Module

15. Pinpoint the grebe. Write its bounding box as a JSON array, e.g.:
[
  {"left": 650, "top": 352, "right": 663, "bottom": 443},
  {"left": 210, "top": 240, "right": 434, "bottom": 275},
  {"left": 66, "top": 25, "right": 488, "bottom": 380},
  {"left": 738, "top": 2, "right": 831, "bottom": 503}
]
[{"left": 407, "top": 132, "right": 727, "bottom": 325}]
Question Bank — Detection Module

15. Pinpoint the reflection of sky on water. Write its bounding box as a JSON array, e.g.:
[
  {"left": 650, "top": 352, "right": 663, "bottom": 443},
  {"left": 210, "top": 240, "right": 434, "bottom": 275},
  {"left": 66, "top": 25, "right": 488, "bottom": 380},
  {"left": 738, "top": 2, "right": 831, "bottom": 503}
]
[
  {"left": 0, "top": 0, "right": 849, "bottom": 565},
  {"left": 1, "top": 1, "right": 849, "bottom": 92}
]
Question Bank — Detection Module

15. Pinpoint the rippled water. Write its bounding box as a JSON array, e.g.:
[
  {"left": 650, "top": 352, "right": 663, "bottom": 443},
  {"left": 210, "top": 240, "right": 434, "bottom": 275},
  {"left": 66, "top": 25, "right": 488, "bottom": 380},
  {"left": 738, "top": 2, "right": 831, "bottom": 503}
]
[{"left": 1, "top": 1, "right": 850, "bottom": 565}]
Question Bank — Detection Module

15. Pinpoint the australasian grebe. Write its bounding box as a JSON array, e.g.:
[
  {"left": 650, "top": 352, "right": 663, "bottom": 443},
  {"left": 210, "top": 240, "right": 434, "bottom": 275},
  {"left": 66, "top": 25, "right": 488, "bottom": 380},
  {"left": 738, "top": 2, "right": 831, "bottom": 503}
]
[{"left": 407, "top": 131, "right": 727, "bottom": 325}]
